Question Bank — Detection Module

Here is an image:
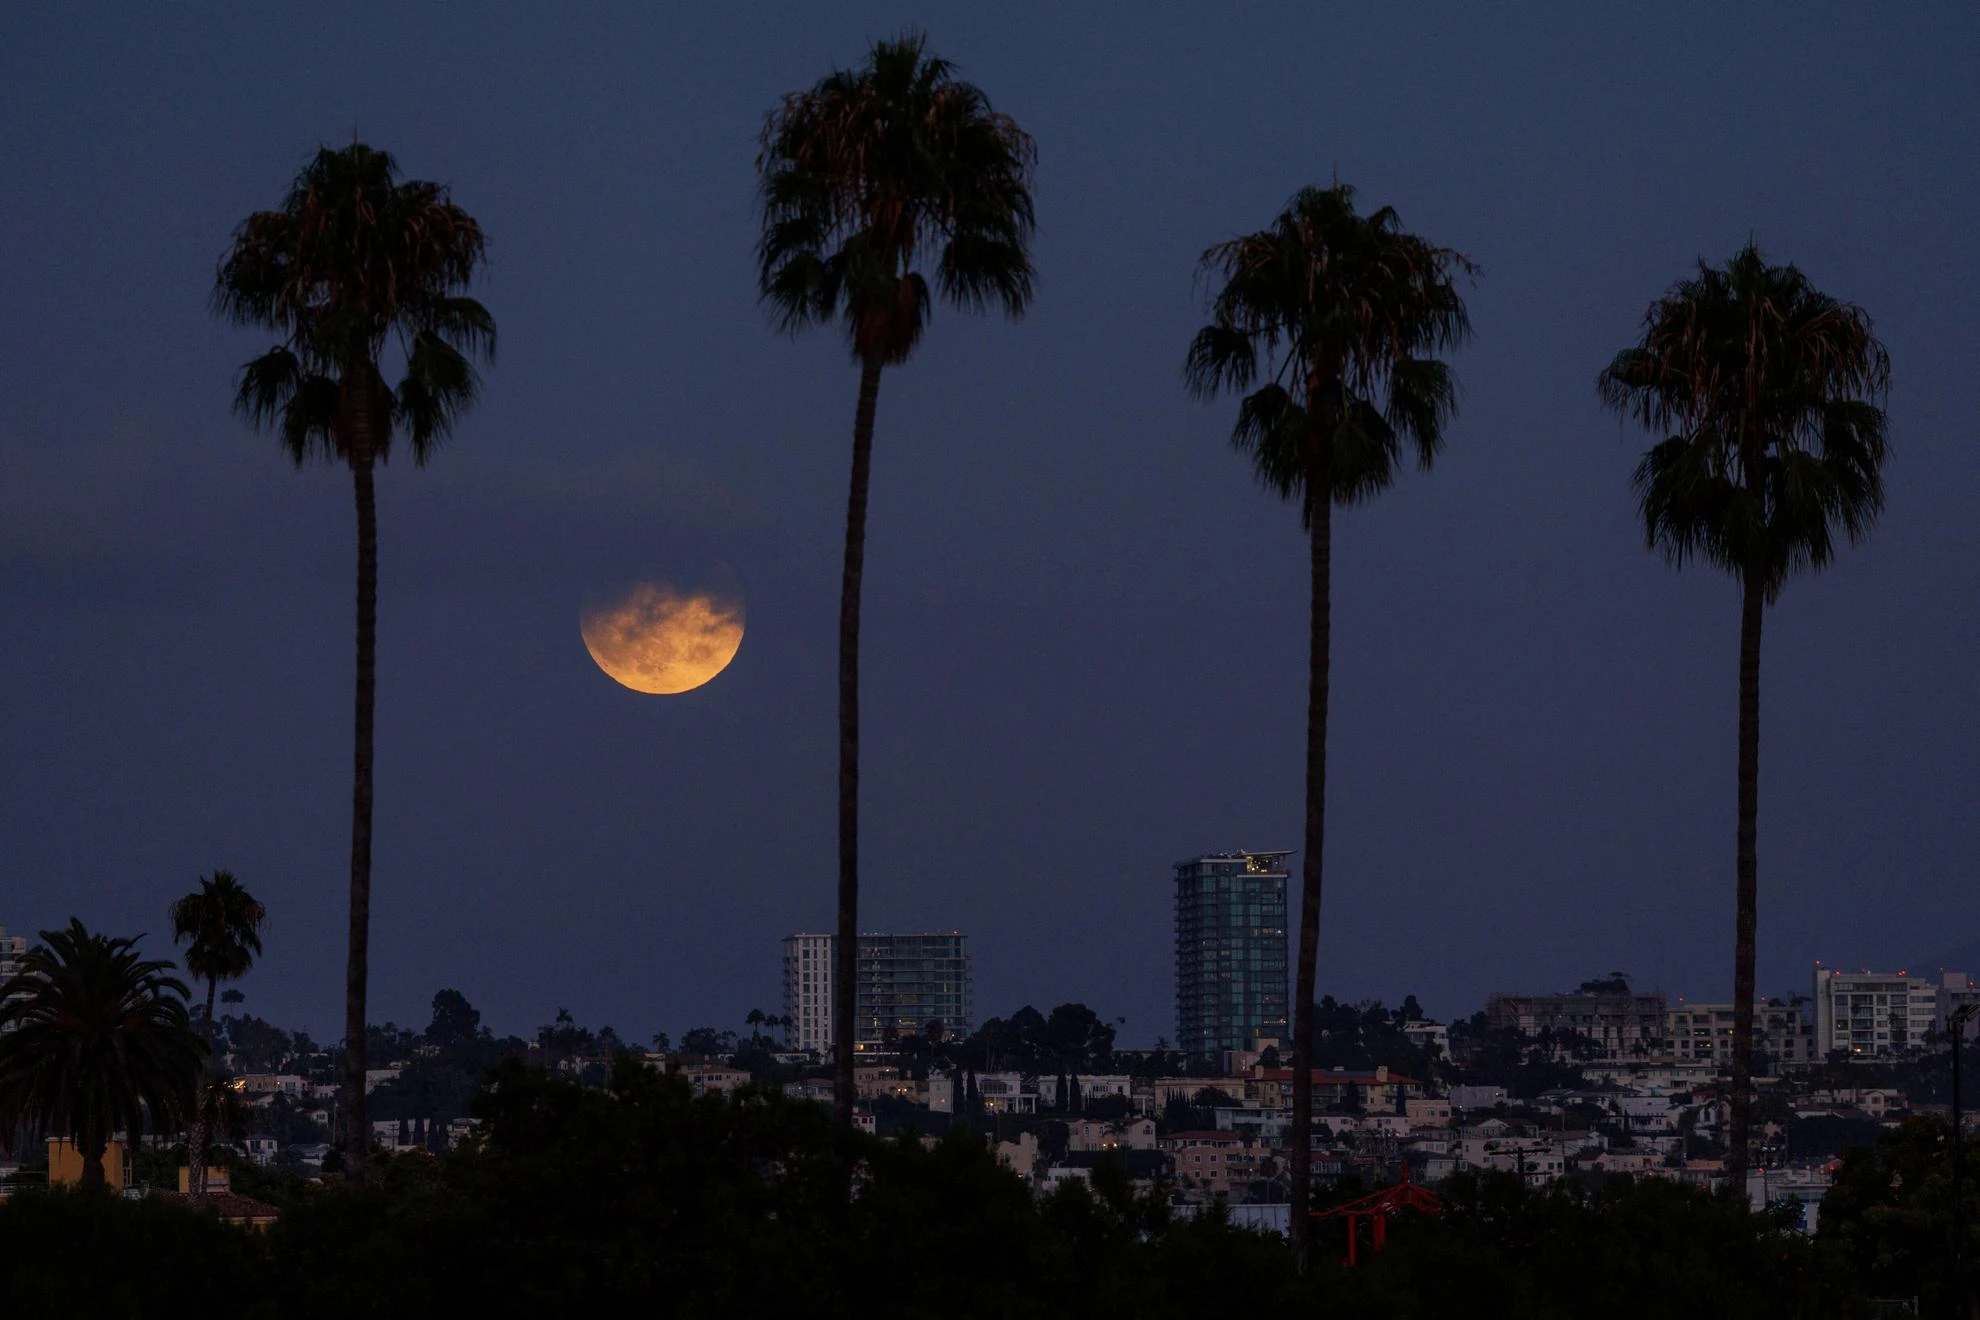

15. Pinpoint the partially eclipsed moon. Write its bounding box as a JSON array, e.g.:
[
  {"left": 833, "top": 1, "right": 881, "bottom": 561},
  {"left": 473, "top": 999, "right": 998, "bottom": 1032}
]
[{"left": 581, "top": 583, "right": 744, "bottom": 695}]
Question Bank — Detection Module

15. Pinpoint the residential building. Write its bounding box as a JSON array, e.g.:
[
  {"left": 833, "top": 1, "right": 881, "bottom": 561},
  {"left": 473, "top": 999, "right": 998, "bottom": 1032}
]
[
  {"left": 239, "top": 1073, "right": 306, "bottom": 1097},
  {"left": 1449, "top": 1084, "right": 1509, "bottom": 1111},
  {"left": 1405, "top": 1096, "right": 1453, "bottom": 1128},
  {"left": 1812, "top": 967, "right": 1940, "bottom": 1058},
  {"left": 1464, "top": 1137, "right": 1566, "bottom": 1187},
  {"left": 1036, "top": 1073, "right": 1134, "bottom": 1108},
  {"left": 1067, "top": 1116, "right": 1158, "bottom": 1152},
  {"left": 1937, "top": 971, "right": 1979, "bottom": 1039},
  {"left": 0, "top": 927, "right": 27, "bottom": 979},
  {"left": 1485, "top": 985, "right": 1669, "bottom": 1059},
  {"left": 1160, "top": 1130, "right": 1270, "bottom": 1198},
  {"left": 783, "top": 933, "right": 835, "bottom": 1054},
  {"left": 974, "top": 1071, "right": 1036, "bottom": 1114},
  {"left": 1248, "top": 1066, "right": 1421, "bottom": 1115},
  {"left": 1173, "top": 850, "right": 1290, "bottom": 1059},
  {"left": 1667, "top": 1000, "right": 1818, "bottom": 1069},
  {"left": 1401, "top": 1020, "right": 1450, "bottom": 1060},
  {"left": 0, "top": 927, "right": 27, "bottom": 1028},
  {"left": 781, "top": 931, "right": 972, "bottom": 1055},
  {"left": 677, "top": 1060, "right": 751, "bottom": 1095}
]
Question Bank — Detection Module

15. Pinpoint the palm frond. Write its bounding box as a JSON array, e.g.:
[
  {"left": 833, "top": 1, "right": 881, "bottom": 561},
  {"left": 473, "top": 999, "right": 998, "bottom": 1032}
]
[{"left": 396, "top": 332, "right": 481, "bottom": 461}]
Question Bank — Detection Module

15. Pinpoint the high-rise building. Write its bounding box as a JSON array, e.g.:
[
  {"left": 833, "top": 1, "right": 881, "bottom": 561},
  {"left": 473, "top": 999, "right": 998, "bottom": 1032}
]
[
  {"left": 1173, "top": 851, "right": 1290, "bottom": 1059},
  {"left": 1813, "top": 966, "right": 1942, "bottom": 1058},
  {"left": 781, "top": 931, "right": 972, "bottom": 1055},
  {"left": 783, "top": 933, "right": 835, "bottom": 1054}
]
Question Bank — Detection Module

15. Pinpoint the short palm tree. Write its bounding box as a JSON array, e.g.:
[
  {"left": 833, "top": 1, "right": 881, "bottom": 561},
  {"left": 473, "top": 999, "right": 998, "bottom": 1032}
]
[
  {"left": 214, "top": 142, "right": 495, "bottom": 1182},
  {"left": 1186, "top": 183, "right": 1472, "bottom": 1267},
  {"left": 1598, "top": 243, "right": 1888, "bottom": 1187},
  {"left": 756, "top": 33, "right": 1036, "bottom": 1122},
  {"left": 0, "top": 920, "right": 204, "bottom": 1190},
  {"left": 169, "top": 870, "right": 266, "bottom": 1196}
]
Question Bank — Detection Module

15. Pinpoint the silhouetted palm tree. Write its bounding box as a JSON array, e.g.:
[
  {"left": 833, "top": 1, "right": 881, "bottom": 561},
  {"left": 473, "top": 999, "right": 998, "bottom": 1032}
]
[
  {"left": 0, "top": 920, "right": 204, "bottom": 1190},
  {"left": 1599, "top": 243, "right": 1888, "bottom": 1187},
  {"left": 169, "top": 870, "right": 266, "bottom": 1197},
  {"left": 214, "top": 142, "right": 495, "bottom": 1183},
  {"left": 1186, "top": 183, "right": 1472, "bottom": 1267},
  {"left": 756, "top": 33, "right": 1036, "bottom": 1122}
]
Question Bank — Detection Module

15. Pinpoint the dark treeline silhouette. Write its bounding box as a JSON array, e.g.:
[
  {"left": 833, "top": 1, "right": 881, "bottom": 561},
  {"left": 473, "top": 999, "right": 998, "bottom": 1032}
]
[{"left": 0, "top": 1057, "right": 1929, "bottom": 1317}]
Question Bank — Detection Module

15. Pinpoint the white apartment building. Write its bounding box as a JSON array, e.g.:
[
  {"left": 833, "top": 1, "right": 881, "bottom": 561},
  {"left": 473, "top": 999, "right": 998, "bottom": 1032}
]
[
  {"left": 1668, "top": 1000, "right": 1819, "bottom": 1069},
  {"left": 1812, "top": 967, "right": 1939, "bottom": 1058},
  {"left": 783, "top": 933, "right": 835, "bottom": 1054},
  {"left": 1939, "top": 972, "right": 1980, "bottom": 1039},
  {"left": 0, "top": 927, "right": 30, "bottom": 1030}
]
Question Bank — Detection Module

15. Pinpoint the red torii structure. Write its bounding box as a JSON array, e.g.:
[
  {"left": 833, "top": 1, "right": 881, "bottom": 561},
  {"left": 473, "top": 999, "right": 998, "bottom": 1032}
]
[{"left": 1309, "top": 1165, "right": 1444, "bottom": 1267}]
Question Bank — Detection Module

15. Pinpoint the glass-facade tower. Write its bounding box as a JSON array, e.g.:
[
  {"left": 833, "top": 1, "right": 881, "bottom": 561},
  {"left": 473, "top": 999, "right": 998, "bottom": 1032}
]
[
  {"left": 783, "top": 931, "right": 972, "bottom": 1054},
  {"left": 1174, "top": 851, "right": 1290, "bottom": 1059},
  {"left": 855, "top": 932, "right": 971, "bottom": 1049}
]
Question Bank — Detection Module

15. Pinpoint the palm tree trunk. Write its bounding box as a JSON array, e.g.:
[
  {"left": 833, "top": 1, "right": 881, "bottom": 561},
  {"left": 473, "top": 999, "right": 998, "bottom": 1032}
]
[
  {"left": 1288, "top": 429, "right": 1333, "bottom": 1272},
  {"left": 189, "top": 975, "right": 218, "bottom": 1200},
  {"left": 341, "top": 435, "right": 380, "bottom": 1184},
  {"left": 81, "top": 1132, "right": 107, "bottom": 1192},
  {"left": 1727, "top": 566, "right": 1763, "bottom": 1191},
  {"left": 835, "top": 357, "right": 883, "bottom": 1124}
]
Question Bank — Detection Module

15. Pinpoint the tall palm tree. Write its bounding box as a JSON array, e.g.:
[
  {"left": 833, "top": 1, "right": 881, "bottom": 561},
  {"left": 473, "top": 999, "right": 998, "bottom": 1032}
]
[
  {"left": 169, "top": 870, "right": 266, "bottom": 1197},
  {"left": 1185, "top": 184, "right": 1472, "bottom": 1267},
  {"left": 214, "top": 143, "right": 495, "bottom": 1182},
  {"left": 0, "top": 920, "right": 204, "bottom": 1190},
  {"left": 1598, "top": 243, "right": 1888, "bottom": 1188},
  {"left": 756, "top": 33, "right": 1036, "bottom": 1122}
]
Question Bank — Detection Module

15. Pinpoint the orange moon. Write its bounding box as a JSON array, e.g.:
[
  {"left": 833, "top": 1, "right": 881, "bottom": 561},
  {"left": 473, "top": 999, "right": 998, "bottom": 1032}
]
[{"left": 580, "top": 583, "right": 745, "bottom": 695}]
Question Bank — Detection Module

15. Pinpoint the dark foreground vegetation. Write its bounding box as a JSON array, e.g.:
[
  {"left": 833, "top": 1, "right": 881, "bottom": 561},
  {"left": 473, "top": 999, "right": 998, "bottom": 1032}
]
[{"left": 6, "top": 1059, "right": 1969, "bottom": 1320}]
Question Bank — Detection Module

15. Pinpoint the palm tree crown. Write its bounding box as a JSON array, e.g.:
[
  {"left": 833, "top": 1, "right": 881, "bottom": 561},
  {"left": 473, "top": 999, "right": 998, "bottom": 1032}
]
[
  {"left": 0, "top": 920, "right": 204, "bottom": 1189},
  {"left": 169, "top": 871, "right": 267, "bottom": 1023},
  {"left": 1185, "top": 184, "right": 1473, "bottom": 508},
  {"left": 1598, "top": 242, "right": 1889, "bottom": 597},
  {"left": 214, "top": 142, "right": 496, "bottom": 467},
  {"left": 757, "top": 31, "right": 1037, "bottom": 365}
]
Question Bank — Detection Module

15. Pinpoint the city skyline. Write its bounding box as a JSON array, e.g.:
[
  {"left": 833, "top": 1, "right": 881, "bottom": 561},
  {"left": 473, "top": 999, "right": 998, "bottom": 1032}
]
[{"left": 4, "top": 4, "right": 1976, "bottom": 1048}]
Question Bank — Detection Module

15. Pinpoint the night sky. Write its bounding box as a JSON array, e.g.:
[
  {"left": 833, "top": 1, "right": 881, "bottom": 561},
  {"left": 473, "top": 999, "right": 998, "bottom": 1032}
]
[{"left": 4, "top": 4, "right": 1976, "bottom": 1045}]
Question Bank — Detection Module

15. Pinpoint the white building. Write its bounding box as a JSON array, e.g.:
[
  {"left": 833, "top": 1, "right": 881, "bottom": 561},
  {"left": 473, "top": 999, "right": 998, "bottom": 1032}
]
[
  {"left": 1402, "top": 1021, "right": 1450, "bottom": 1059},
  {"left": 1464, "top": 1137, "right": 1566, "bottom": 1187},
  {"left": 1668, "top": 1000, "right": 1818, "bottom": 1068},
  {"left": 1812, "top": 967, "right": 1940, "bottom": 1058},
  {"left": 0, "top": 927, "right": 29, "bottom": 1027},
  {"left": 783, "top": 933, "right": 835, "bottom": 1054},
  {"left": 0, "top": 927, "right": 27, "bottom": 979},
  {"left": 1938, "top": 971, "right": 1979, "bottom": 1039}
]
